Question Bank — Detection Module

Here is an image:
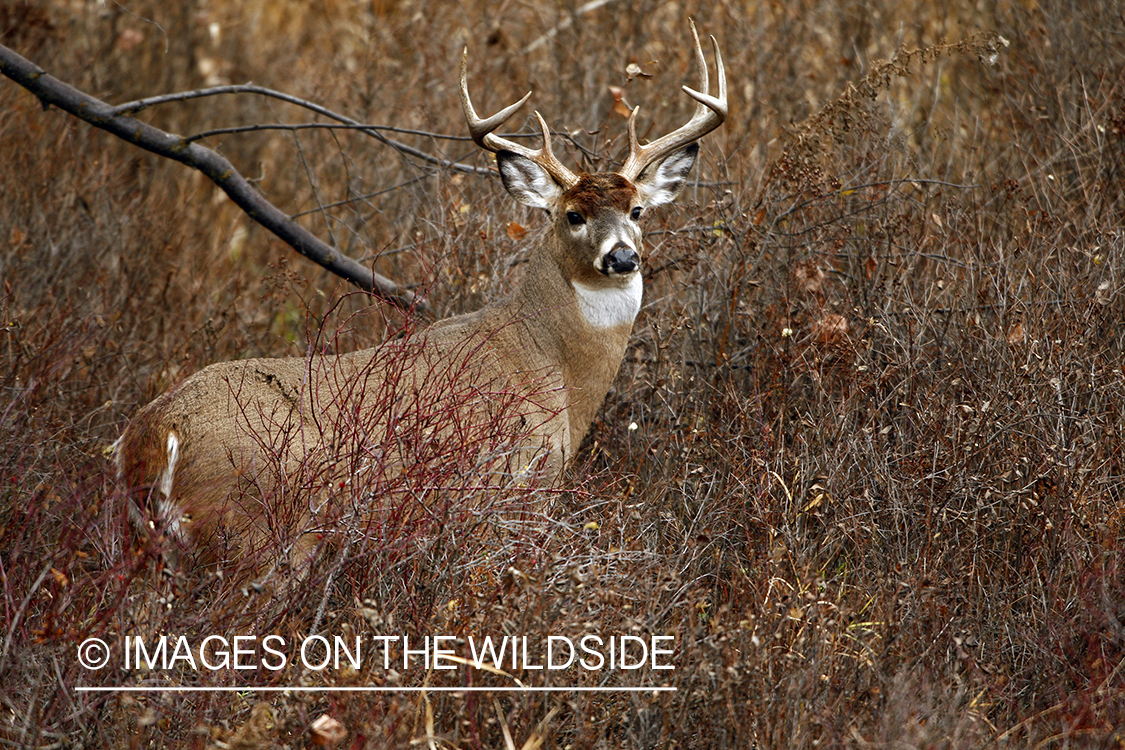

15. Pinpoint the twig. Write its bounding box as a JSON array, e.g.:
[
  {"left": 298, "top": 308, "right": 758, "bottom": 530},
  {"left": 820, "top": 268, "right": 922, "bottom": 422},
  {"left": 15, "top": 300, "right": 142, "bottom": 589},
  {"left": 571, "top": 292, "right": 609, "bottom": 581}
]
[
  {"left": 0, "top": 43, "right": 427, "bottom": 312},
  {"left": 0, "top": 563, "right": 51, "bottom": 676}
]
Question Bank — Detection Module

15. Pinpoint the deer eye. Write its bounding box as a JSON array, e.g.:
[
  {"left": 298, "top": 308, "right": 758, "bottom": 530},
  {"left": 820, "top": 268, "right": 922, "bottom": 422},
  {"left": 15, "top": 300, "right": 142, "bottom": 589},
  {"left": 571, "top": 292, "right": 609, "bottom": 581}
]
[
  {"left": 566, "top": 211, "right": 586, "bottom": 226},
  {"left": 630, "top": 206, "right": 643, "bottom": 221}
]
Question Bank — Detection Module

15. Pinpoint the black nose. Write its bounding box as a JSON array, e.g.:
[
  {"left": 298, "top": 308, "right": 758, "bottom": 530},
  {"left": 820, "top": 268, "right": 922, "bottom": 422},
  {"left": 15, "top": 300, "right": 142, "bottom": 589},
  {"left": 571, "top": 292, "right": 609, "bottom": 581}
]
[{"left": 603, "top": 243, "right": 639, "bottom": 275}]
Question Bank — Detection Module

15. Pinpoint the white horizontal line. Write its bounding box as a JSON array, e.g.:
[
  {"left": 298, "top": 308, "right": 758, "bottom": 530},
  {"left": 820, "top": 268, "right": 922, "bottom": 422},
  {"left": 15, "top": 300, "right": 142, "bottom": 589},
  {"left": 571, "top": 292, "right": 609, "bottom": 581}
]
[{"left": 76, "top": 685, "right": 676, "bottom": 693}]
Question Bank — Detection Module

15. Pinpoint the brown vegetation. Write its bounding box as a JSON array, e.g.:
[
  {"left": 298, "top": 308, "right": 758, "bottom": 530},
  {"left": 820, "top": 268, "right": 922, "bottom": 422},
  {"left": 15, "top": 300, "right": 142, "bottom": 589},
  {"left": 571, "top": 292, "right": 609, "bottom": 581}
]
[{"left": 1, "top": 0, "right": 1123, "bottom": 747}]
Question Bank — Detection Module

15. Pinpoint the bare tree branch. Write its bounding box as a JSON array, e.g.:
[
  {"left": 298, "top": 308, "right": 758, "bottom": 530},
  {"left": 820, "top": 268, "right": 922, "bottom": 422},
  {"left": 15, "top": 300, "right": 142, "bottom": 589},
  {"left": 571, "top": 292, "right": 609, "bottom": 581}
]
[
  {"left": 0, "top": 43, "right": 428, "bottom": 313},
  {"left": 113, "top": 83, "right": 493, "bottom": 176}
]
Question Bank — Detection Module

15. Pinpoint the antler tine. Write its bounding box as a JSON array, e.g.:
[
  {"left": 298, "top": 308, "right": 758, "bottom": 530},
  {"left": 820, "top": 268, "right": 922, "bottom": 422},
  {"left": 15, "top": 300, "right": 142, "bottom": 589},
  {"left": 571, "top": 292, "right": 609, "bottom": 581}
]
[
  {"left": 619, "top": 20, "right": 728, "bottom": 182},
  {"left": 459, "top": 48, "right": 579, "bottom": 188}
]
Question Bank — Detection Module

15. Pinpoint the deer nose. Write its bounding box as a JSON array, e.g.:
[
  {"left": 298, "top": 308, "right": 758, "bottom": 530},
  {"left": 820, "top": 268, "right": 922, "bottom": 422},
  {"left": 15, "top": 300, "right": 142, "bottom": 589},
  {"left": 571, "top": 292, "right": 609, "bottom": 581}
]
[{"left": 603, "top": 243, "right": 640, "bottom": 275}]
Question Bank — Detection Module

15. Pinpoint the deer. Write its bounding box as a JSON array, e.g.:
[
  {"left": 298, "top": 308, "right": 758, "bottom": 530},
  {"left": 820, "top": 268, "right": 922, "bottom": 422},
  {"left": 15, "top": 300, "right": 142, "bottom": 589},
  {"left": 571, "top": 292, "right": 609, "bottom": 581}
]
[{"left": 114, "top": 22, "right": 726, "bottom": 584}]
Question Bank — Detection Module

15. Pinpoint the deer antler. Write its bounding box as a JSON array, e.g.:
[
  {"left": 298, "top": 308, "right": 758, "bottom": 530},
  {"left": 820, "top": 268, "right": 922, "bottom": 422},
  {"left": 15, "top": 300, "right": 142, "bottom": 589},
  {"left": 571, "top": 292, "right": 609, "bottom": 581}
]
[
  {"left": 459, "top": 50, "right": 579, "bottom": 189},
  {"left": 618, "top": 20, "right": 727, "bottom": 182}
]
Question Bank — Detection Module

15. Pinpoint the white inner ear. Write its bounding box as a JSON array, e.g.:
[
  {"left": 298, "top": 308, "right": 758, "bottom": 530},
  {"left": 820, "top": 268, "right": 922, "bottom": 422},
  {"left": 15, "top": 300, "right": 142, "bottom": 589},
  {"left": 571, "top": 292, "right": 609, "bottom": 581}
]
[
  {"left": 635, "top": 143, "right": 699, "bottom": 208},
  {"left": 497, "top": 151, "right": 562, "bottom": 210}
]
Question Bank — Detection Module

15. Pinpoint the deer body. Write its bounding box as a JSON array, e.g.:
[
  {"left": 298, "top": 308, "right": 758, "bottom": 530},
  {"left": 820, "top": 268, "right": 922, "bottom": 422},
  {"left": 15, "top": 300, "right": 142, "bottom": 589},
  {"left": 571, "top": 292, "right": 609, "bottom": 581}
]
[{"left": 115, "top": 23, "right": 726, "bottom": 576}]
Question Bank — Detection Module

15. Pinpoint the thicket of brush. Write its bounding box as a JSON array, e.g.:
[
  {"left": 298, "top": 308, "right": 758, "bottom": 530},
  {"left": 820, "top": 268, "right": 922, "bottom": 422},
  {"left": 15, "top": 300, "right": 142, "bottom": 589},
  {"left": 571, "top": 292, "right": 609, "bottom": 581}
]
[{"left": 2, "top": 0, "right": 1123, "bottom": 747}]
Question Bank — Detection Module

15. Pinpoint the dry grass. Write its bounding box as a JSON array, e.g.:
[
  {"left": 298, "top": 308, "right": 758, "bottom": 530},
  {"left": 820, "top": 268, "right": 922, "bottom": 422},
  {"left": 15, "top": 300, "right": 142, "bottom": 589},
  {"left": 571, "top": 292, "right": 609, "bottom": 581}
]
[{"left": 2, "top": 0, "right": 1124, "bottom": 747}]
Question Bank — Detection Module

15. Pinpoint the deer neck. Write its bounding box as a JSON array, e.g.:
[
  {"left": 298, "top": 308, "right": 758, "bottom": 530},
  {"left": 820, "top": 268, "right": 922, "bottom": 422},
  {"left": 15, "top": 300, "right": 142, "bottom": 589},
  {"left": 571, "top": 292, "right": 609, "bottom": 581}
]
[{"left": 510, "top": 240, "right": 640, "bottom": 446}]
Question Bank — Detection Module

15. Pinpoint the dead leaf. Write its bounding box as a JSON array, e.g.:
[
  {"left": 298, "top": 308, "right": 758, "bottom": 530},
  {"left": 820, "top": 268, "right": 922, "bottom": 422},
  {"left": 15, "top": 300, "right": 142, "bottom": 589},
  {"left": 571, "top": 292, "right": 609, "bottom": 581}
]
[
  {"left": 608, "top": 85, "right": 632, "bottom": 118},
  {"left": 226, "top": 703, "right": 276, "bottom": 750},
  {"left": 115, "top": 28, "right": 145, "bottom": 51},
  {"left": 310, "top": 714, "right": 346, "bottom": 746},
  {"left": 625, "top": 62, "right": 650, "bottom": 79}
]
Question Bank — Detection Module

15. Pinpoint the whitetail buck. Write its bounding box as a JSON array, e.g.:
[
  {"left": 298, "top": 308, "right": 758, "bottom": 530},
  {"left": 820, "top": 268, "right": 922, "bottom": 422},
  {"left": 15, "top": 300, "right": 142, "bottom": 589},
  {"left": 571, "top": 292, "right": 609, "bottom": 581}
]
[{"left": 115, "top": 22, "right": 726, "bottom": 579}]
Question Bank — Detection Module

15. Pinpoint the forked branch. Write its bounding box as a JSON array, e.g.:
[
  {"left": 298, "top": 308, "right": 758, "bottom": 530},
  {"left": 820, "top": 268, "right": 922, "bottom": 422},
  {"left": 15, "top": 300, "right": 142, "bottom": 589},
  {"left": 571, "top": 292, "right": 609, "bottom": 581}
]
[
  {"left": 0, "top": 42, "right": 426, "bottom": 312},
  {"left": 112, "top": 83, "right": 493, "bottom": 176}
]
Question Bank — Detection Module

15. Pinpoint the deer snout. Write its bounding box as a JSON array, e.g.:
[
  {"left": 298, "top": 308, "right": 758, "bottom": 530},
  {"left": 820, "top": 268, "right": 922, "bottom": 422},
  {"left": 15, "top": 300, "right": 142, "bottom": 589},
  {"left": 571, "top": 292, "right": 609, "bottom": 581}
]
[{"left": 603, "top": 243, "right": 640, "bottom": 275}]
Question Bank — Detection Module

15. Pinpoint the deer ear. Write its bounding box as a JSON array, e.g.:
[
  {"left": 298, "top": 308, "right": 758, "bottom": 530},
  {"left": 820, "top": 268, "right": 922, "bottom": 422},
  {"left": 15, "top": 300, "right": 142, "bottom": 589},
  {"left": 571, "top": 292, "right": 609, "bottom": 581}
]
[
  {"left": 634, "top": 142, "right": 699, "bottom": 208},
  {"left": 496, "top": 150, "right": 563, "bottom": 210}
]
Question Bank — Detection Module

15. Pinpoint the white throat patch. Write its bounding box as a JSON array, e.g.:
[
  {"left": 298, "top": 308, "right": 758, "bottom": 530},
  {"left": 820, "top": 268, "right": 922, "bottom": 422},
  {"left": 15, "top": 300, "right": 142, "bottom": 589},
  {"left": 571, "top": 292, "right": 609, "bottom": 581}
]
[{"left": 572, "top": 274, "right": 643, "bottom": 329}]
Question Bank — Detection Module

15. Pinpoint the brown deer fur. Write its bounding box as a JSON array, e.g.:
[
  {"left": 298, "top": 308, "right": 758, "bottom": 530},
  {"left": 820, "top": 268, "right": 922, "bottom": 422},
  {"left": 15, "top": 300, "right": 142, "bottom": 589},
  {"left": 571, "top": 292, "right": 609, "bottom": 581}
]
[{"left": 114, "top": 25, "right": 726, "bottom": 583}]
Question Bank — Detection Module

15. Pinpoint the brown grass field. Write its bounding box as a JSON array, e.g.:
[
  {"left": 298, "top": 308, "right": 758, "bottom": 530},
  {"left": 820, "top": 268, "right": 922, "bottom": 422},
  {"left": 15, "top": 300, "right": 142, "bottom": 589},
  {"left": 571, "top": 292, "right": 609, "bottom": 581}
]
[{"left": 1, "top": 0, "right": 1124, "bottom": 747}]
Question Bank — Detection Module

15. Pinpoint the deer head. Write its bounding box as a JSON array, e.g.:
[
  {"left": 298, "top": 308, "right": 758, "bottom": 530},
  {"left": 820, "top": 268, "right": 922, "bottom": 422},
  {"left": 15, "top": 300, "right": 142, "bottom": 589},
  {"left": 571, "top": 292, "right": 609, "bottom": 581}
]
[{"left": 458, "top": 19, "right": 726, "bottom": 330}]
